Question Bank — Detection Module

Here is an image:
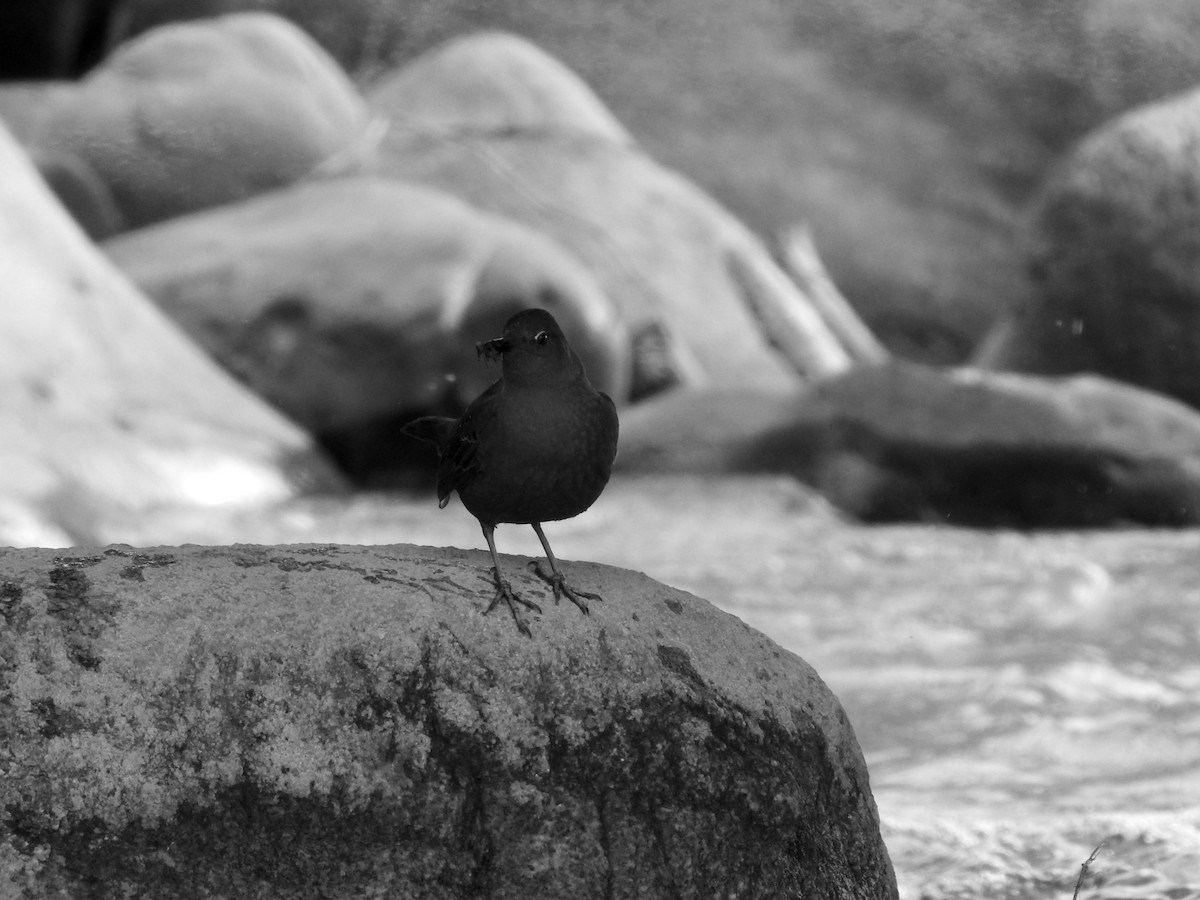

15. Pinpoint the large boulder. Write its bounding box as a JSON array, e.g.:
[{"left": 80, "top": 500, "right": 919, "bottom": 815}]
[
  {"left": 976, "top": 84, "right": 1200, "bottom": 409},
  {"left": 103, "top": 176, "right": 630, "bottom": 477},
  {"left": 372, "top": 29, "right": 632, "bottom": 144},
  {"left": 369, "top": 32, "right": 852, "bottom": 398},
  {"left": 33, "top": 12, "right": 371, "bottom": 235},
  {"left": 618, "top": 362, "right": 1200, "bottom": 527},
  {"left": 0, "top": 119, "right": 341, "bottom": 548},
  {"left": 0, "top": 542, "right": 898, "bottom": 899}
]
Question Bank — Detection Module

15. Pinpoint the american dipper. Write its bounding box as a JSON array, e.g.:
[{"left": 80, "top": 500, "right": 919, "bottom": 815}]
[{"left": 401, "top": 308, "right": 620, "bottom": 635}]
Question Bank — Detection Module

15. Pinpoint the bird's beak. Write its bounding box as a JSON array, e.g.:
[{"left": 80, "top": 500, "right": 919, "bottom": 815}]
[{"left": 476, "top": 336, "right": 511, "bottom": 361}]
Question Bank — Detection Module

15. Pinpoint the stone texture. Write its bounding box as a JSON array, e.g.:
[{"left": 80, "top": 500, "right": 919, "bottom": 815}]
[
  {"left": 368, "top": 32, "right": 851, "bottom": 398},
  {"left": 34, "top": 12, "right": 370, "bottom": 234},
  {"left": 0, "top": 543, "right": 897, "bottom": 899},
  {"left": 618, "top": 363, "right": 1200, "bottom": 527},
  {"left": 976, "top": 84, "right": 1200, "bottom": 409},
  {"left": 102, "top": 176, "right": 630, "bottom": 477},
  {"left": 0, "top": 119, "right": 341, "bottom": 548}
]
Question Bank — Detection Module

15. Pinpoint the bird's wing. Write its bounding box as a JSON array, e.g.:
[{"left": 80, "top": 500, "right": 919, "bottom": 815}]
[
  {"left": 400, "top": 416, "right": 457, "bottom": 447},
  {"left": 436, "top": 380, "right": 502, "bottom": 506},
  {"left": 600, "top": 390, "right": 620, "bottom": 464}
]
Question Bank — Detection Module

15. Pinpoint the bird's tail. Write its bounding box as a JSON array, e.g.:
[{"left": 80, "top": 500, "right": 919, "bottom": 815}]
[{"left": 400, "top": 416, "right": 457, "bottom": 453}]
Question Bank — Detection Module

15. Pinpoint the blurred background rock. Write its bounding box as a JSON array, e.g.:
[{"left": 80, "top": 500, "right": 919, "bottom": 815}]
[
  {"left": 11, "top": 0, "right": 1198, "bottom": 365},
  {"left": 8, "top": 0, "right": 1200, "bottom": 518}
]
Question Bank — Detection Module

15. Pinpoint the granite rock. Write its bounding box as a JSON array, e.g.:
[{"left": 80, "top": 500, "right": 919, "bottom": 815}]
[{"left": 0, "top": 543, "right": 897, "bottom": 899}]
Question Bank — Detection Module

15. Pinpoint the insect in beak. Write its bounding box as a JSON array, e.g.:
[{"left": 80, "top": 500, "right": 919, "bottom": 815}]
[{"left": 476, "top": 336, "right": 511, "bottom": 361}]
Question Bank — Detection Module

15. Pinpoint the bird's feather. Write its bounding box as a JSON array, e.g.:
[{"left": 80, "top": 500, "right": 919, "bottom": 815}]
[{"left": 400, "top": 382, "right": 506, "bottom": 507}]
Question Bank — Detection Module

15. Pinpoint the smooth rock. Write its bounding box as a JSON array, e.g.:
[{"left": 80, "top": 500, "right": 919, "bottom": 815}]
[
  {"left": 0, "top": 543, "right": 897, "bottom": 899},
  {"left": 976, "top": 84, "right": 1200, "bottom": 408},
  {"left": 35, "top": 12, "right": 371, "bottom": 233},
  {"left": 371, "top": 30, "right": 633, "bottom": 143},
  {"left": 103, "top": 176, "right": 630, "bottom": 477},
  {"left": 619, "top": 363, "right": 1200, "bottom": 527},
  {"left": 369, "top": 32, "right": 851, "bottom": 398},
  {"left": 0, "top": 119, "right": 341, "bottom": 547},
  {"left": 0, "top": 82, "right": 78, "bottom": 145},
  {"left": 616, "top": 389, "right": 801, "bottom": 474}
]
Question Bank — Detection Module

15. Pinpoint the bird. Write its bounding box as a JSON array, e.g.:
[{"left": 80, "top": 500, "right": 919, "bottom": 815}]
[{"left": 401, "top": 308, "right": 620, "bottom": 635}]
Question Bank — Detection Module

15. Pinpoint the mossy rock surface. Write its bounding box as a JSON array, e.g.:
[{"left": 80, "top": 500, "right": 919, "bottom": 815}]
[{"left": 0, "top": 543, "right": 895, "bottom": 899}]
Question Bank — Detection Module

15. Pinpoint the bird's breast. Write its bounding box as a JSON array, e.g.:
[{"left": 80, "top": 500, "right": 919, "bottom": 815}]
[{"left": 459, "top": 386, "right": 618, "bottom": 525}]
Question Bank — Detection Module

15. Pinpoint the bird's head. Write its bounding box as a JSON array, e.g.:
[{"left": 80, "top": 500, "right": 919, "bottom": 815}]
[{"left": 475, "top": 308, "right": 583, "bottom": 386}]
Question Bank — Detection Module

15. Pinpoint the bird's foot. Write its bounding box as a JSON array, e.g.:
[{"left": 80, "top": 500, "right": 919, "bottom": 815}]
[
  {"left": 483, "top": 568, "right": 542, "bottom": 637},
  {"left": 529, "top": 561, "right": 602, "bottom": 615}
]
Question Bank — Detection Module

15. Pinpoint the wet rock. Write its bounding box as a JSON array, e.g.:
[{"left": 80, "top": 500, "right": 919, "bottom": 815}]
[
  {"left": 976, "top": 85, "right": 1200, "bottom": 409},
  {"left": 369, "top": 32, "right": 851, "bottom": 399},
  {"left": 103, "top": 176, "right": 630, "bottom": 479},
  {"left": 619, "top": 363, "right": 1200, "bottom": 527},
  {"left": 34, "top": 12, "right": 370, "bottom": 233},
  {"left": 0, "top": 119, "right": 341, "bottom": 548},
  {"left": 0, "top": 542, "right": 897, "bottom": 900}
]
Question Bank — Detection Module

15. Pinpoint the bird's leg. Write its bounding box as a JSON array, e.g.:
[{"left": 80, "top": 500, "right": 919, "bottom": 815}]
[
  {"left": 480, "top": 523, "right": 541, "bottom": 636},
  {"left": 528, "top": 522, "right": 602, "bottom": 615}
]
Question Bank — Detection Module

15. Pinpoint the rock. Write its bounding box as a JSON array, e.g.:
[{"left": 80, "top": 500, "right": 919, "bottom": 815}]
[
  {"left": 798, "top": 364, "right": 1200, "bottom": 526},
  {"left": 30, "top": 146, "right": 124, "bottom": 239},
  {"left": 617, "top": 389, "right": 801, "bottom": 474},
  {"left": 369, "top": 32, "right": 852, "bottom": 398},
  {"left": 0, "top": 82, "right": 79, "bottom": 145},
  {"left": 619, "top": 363, "right": 1200, "bottom": 527},
  {"left": 0, "top": 119, "right": 342, "bottom": 548},
  {"left": 34, "top": 12, "right": 371, "bottom": 233},
  {"left": 103, "top": 176, "right": 630, "bottom": 479},
  {"left": 976, "top": 85, "right": 1200, "bottom": 409},
  {"left": 0, "top": 86, "right": 124, "bottom": 238},
  {"left": 0, "top": 542, "right": 898, "bottom": 899},
  {"left": 371, "top": 30, "right": 633, "bottom": 143}
]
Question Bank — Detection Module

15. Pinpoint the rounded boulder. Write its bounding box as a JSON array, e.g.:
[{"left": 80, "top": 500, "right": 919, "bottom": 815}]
[
  {"left": 38, "top": 12, "right": 371, "bottom": 232},
  {"left": 0, "top": 542, "right": 897, "bottom": 899}
]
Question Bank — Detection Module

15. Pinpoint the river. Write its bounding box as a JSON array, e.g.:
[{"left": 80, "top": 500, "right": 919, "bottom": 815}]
[{"left": 122, "top": 473, "right": 1200, "bottom": 899}]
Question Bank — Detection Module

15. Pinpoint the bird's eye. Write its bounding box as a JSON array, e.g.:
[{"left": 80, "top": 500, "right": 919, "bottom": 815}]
[{"left": 534, "top": 331, "right": 550, "bottom": 345}]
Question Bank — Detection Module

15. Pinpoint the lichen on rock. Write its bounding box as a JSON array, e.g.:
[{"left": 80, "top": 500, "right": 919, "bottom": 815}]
[{"left": 0, "top": 543, "right": 896, "bottom": 899}]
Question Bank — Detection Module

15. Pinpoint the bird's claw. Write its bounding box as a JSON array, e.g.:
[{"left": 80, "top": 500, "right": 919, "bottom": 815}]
[
  {"left": 528, "top": 561, "right": 601, "bottom": 615},
  {"left": 483, "top": 569, "right": 541, "bottom": 637}
]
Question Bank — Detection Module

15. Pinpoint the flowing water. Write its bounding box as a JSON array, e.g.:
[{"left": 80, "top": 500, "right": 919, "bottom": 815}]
[{"left": 124, "top": 474, "right": 1200, "bottom": 899}]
